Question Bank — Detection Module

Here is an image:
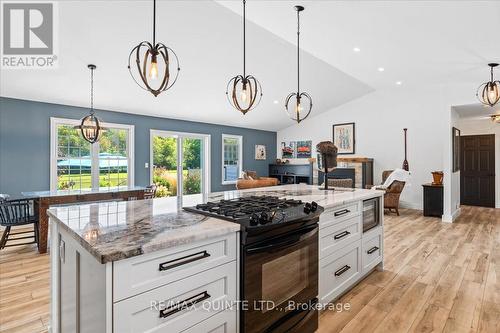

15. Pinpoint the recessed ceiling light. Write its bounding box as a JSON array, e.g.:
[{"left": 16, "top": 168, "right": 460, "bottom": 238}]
[
  {"left": 378, "top": 67, "right": 385, "bottom": 72},
  {"left": 273, "top": 100, "right": 279, "bottom": 104},
  {"left": 353, "top": 47, "right": 361, "bottom": 53},
  {"left": 396, "top": 81, "right": 402, "bottom": 85}
]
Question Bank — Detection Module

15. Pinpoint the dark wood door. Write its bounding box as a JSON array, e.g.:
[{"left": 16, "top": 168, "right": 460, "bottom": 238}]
[{"left": 460, "top": 135, "right": 495, "bottom": 207}]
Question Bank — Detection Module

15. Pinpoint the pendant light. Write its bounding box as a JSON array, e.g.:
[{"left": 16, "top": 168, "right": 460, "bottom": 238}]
[
  {"left": 285, "top": 6, "right": 312, "bottom": 124},
  {"left": 226, "top": 0, "right": 263, "bottom": 114},
  {"left": 477, "top": 63, "right": 500, "bottom": 107},
  {"left": 128, "top": 0, "right": 180, "bottom": 97},
  {"left": 75, "top": 64, "right": 104, "bottom": 144}
]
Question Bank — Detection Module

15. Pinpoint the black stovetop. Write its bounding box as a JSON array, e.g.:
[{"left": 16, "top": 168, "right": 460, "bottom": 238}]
[{"left": 183, "top": 195, "right": 323, "bottom": 230}]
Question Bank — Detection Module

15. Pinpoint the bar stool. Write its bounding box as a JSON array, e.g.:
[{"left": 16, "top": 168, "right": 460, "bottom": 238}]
[
  {"left": 0, "top": 199, "right": 39, "bottom": 249},
  {"left": 144, "top": 184, "right": 157, "bottom": 199}
]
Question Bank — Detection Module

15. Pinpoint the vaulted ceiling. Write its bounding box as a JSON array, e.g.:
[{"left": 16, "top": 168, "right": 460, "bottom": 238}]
[{"left": 1, "top": 1, "right": 499, "bottom": 130}]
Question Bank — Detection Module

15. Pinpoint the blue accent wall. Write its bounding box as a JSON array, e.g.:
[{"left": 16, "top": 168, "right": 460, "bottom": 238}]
[{"left": 0, "top": 97, "right": 277, "bottom": 196}]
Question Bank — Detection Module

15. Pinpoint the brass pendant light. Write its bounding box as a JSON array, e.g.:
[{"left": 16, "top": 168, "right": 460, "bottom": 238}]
[
  {"left": 226, "top": 0, "right": 263, "bottom": 114},
  {"left": 128, "top": 0, "right": 180, "bottom": 97},
  {"left": 477, "top": 63, "right": 500, "bottom": 107},
  {"left": 75, "top": 64, "right": 104, "bottom": 144},
  {"left": 285, "top": 5, "right": 312, "bottom": 124}
]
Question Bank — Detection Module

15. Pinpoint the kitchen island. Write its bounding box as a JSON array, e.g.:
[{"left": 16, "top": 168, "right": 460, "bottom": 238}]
[{"left": 48, "top": 184, "right": 384, "bottom": 333}]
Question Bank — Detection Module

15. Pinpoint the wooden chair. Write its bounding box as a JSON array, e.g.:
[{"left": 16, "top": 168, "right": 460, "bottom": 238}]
[
  {"left": 144, "top": 185, "right": 157, "bottom": 199},
  {"left": 0, "top": 199, "right": 39, "bottom": 249}
]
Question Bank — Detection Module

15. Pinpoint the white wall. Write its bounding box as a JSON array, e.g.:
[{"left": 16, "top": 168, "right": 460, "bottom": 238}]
[
  {"left": 455, "top": 117, "right": 500, "bottom": 208},
  {"left": 447, "top": 108, "right": 461, "bottom": 222},
  {"left": 277, "top": 83, "right": 475, "bottom": 217}
]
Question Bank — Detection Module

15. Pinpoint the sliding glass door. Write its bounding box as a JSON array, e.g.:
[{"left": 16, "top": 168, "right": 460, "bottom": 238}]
[{"left": 151, "top": 130, "right": 210, "bottom": 198}]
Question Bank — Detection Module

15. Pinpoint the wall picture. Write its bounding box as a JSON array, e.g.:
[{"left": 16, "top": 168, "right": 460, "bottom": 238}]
[
  {"left": 333, "top": 122, "right": 356, "bottom": 154},
  {"left": 280, "top": 141, "right": 296, "bottom": 159},
  {"left": 255, "top": 145, "right": 266, "bottom": 160},
  {"left": 296, "top": 140, "right": 312, "bottom": 159}
]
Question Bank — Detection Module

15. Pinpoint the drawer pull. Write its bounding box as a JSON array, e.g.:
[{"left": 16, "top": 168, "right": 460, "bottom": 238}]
[
  {"left": 159, "top": 291, "right": 211, "bottom": 318},
  {"left": 334, "top": 209, "right": 350, "bottom": 217},
  {"left": 334, "top": 265, "right": 351, "bottom": 277},
  {"left": 159, "top": 251, "right": 211, "bottom": 271},
  {"left": 334, "top": 231, "right": 351, "bottom": 240},
  {"left": 367, "top": 246, "right": 379, "bottom": 254}
]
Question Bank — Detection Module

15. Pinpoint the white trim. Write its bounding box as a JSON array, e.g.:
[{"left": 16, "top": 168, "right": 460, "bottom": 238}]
[
  {"left": 222, "top": 134, "right": 243, "bottom": 185},
  {"left": 149, "top": 129, "right": 211, "bottom": 196},
  {"left": 49, "top": 117, "right": 135, "bottom": 191},
  {"left": 442, "top": 207, "right": 461, "bottom": 223}
]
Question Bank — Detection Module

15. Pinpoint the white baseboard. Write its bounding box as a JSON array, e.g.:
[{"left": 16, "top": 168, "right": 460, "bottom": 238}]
[
  {"left": 442, "top": 207, "right": 461, "bottom": 223},
  {"left": 399, "top": 200, "right": 422, "bottom": 210}
]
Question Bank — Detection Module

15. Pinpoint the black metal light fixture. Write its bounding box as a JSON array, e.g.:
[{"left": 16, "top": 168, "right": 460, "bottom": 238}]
[
  {"left": 285, "top": 5, "right": 312, "bottom": 124},
  {"left": 226, "top": 0, "right": 263, "bottom": 115},
  {"left": 128, "top": 0, "right": 180, "bottom": 97},
  {"left": 75, "top": 64, "right": 104, "bottom": 144},
  {"left": 477, "top": 63, "right": 500, "bottom": 107}
]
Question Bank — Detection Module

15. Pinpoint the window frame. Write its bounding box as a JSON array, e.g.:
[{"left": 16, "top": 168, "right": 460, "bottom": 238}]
[
  {"left": 50, "top": 117, "right": 135, "bottom": 191},
  {"left": 221, "top": 134, "right": 243, "bottom": 185}
]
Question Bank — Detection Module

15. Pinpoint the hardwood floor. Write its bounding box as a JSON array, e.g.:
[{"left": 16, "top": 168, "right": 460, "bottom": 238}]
[{"left": 0, "top": 206, "right": 498, "bottom": 333}]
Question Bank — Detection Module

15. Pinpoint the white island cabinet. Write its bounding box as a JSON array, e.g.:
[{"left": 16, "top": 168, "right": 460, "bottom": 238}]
[{"left": 48, "top": 198, "right": 240, "bottom": 333}]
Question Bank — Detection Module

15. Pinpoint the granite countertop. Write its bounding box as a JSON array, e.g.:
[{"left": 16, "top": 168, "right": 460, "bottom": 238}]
[{"left": 47, "top": 184, "right": 383, "bottom": 264}]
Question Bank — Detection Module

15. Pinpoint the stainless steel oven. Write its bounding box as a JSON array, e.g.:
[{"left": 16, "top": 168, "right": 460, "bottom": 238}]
[
  {"left": 363, "top": 197, "right": 380, "bottom": 232},
  {"left": 241, "top": 224, "right": 318, "bottom": 333}
]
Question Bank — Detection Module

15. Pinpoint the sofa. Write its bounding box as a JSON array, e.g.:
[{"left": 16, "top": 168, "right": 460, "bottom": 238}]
[{"left": 235, "top": 171, "right": 279, "bottom": 190}]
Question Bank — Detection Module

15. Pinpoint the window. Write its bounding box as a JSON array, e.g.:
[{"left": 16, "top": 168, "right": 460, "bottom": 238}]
[
  {"left": 222, "top": 134, "right": 242, "bottom": 184},
  {"left": 50, "top": 118, "right": 134, "bottom": 191}
]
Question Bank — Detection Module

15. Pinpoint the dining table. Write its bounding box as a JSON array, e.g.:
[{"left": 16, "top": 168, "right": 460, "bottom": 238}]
[{"left": 22, "top": 186, "right": 146, "bottom": 253}]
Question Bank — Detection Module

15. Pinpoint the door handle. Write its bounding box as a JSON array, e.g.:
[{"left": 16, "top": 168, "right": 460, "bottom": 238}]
[
  {"left": 367, "top": 246, "right": 379, "bottom": 254},
  {"left": 159, "top": 291, "right": 210, "bottom": 318},
  {"left": 334, "top": 209, "right": 350, "bottom": 217},
  {"left": 159, "top": 251, "right": 211, "bottom": 271},
  {"left": 334, "top": 230, "right": 351, "bottom": 240},
  {"left": 334, "top": 265, "right": 351, "bottom": 276}
]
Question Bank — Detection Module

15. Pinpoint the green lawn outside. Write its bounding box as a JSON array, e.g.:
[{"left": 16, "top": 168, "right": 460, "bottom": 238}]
[{"left": 58, "top": 172, "right": 129, "bottom": 189}]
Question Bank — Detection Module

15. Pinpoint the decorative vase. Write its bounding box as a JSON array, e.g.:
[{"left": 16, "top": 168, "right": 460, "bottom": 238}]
[{"left": 432, "top": 171, "right": 443, "bottom": 185}]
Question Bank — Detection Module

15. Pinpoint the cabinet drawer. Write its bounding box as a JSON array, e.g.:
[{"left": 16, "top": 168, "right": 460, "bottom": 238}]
[
  {"left": 181, "top": 309, "right": 237, "bottom": 333},
  {"left": 114, "top": 261, "right": 237, "bottom": 333},
  {"left": 320, "top": 202, "right": 360, "bottom": 228},
  {"left": 362, "top": 229, "right": 382, "bottom": 273},
  {"left": 113, "top": 233, "right": 238, "bottom": 301},
  {"left": 319, "top": 216, "right": 361, "bottom": 259},
  {"left": 319, "top": 240, "right": 361, "bottom": 303}
]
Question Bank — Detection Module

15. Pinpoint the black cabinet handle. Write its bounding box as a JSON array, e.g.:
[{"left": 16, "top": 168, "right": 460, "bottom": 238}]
[
  {"left": 334, "top": 209, "right": 350, "bottom": 217},
  {"left": 334, "top": 231, "right": 351, "bottom": 240},
  {"left": 367, "top": 246, "right": 379, "bottom": 254},
  {"left": 159, "top": 291, "right": 210, "bottom": 318},
  {"left": 334, "top": 265, "right": 351, "bottom": 276},
  {"left": 159, "top": 251, "right": 210, "bottom": 271}
]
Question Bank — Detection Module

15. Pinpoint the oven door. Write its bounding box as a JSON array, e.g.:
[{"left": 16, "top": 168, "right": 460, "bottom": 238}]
[{"left": 241, "top": 224, "right": 318, "bottom": 333}]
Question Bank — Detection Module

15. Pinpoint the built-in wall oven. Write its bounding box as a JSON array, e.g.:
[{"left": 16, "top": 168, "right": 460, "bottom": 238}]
[
  {"left": 241, "top": 223, "right": 318, "bottom": 333},
  {"left": 363, "top": 197, "right": 380, "bottom": 232}
]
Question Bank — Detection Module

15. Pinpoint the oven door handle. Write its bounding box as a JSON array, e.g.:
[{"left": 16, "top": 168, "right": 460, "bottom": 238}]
[{"left": 246, "top": 225, "right": 317, "bottom": 254}]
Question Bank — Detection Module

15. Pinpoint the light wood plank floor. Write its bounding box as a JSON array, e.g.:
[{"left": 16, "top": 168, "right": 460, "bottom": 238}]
[{"left": 0, "top": 206, "right": 499, "bottom": 333}]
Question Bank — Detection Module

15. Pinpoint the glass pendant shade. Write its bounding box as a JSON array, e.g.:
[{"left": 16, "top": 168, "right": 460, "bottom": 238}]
[
  {"left": 78, "top": 114, "right": 102, "bottom": 144},
  {"left": 226, "top": 0, "right": 262, "bottom": 114},
  {"left": 285, "top": 5, "right": 313, "bottom": 124},
  {"left": 128, "top": 0, "right": 180, "bottom": 97},
  {"left": 477, "top": 63, "right": 500, "bottom": 107},
  {"left": 75, "top": 64, "right": 104, "bottom": 144}
]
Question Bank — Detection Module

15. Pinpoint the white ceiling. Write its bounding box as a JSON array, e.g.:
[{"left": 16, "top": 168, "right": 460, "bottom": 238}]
[{"left": 1, "top": 1, "right": 500, "bottom": 131}]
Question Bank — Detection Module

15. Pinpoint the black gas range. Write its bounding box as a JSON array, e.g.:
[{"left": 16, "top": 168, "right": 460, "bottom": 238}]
[{"left": 184, "top": 195, "right": 323, "bottom": 333}]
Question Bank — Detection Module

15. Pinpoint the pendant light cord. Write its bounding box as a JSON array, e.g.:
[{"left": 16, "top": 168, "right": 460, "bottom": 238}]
[
  {"left": 243, "top": 0, "right": 246, "bottom": 78},
  {"left": 90, "top": 67, "right": 94, "bottom": 115},
  {"left": 152, "top": 0, "right": 156, "bottom": 46},
  {"left": 297, "top": 9, "right": 300, "bottom": 94},
  {"left": 491, "top": 65, "right": 494, "bottom": 82}
]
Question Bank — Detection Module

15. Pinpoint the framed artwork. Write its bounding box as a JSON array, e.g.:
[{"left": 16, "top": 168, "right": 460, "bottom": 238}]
[
  {"left": 280, "top": 141, "right": 296, "bottom": 159},
  {"left": 255, "top": 145, "right": 266, "bottom": 160},
  {"left": 333, "top": 122, "right": 355, "bottom": 154},
  {"left": 452, "top": 127, "right": 460, "bottom": 172},
  {"left": 296, "top": 141, "right": 312, "bottom": 159}
]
